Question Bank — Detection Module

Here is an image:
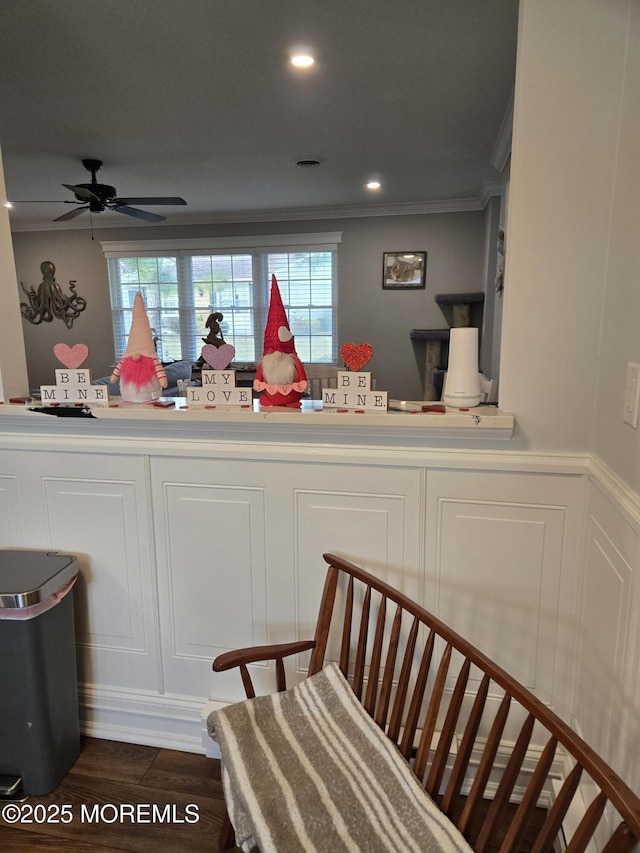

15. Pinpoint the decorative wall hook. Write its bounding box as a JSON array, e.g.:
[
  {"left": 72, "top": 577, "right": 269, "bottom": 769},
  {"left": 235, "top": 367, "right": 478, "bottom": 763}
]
[{"left": 20, "top": 261, "right": 87, "bottom": 329}]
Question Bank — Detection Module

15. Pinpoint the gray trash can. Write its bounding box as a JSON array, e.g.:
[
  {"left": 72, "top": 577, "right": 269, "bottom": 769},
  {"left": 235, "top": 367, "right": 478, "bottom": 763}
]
[{"left": 0, "top": 550, "right": 80, "bottom": 797}]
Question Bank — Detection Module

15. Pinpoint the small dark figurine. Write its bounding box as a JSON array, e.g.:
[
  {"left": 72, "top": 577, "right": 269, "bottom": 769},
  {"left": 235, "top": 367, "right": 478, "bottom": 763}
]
[
  {"left": 20, "top": 261, "right": 87, "bottom": 329},
  {"left": 202, "top": 312, "right": 226, "bottom": 348},
  {"left": 197, "top": 312, "right": 226, "bottom": 367}
]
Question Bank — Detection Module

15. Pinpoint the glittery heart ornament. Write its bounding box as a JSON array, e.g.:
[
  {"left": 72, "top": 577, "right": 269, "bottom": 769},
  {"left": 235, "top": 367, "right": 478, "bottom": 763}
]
[
  {"left": 53, "top": 343, "right": 89, "bottom": 369},
  {"left": 340, "top": 342, "right": 373, "bottom": 371},
  {"left": 202, "top": 343, "right": 236, "bottom": 370}
]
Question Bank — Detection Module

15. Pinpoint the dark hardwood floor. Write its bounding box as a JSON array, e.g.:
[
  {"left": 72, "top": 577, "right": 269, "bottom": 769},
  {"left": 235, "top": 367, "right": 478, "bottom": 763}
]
[
  {"left": 0, "top": 737, "right": 240, "bottom": 852},
  {"left": 0, "top": 736, "right": 547, "bottom": 851}
]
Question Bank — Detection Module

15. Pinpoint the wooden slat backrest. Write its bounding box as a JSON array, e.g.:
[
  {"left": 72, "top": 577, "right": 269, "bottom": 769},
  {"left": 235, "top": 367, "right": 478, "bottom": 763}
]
[
  {"left": 316, "top": 553, "right": 640, "bottom": 853},
  {"left": 458, "top": 692, "right": 512, "bottom": 838},
  {"left": 501, "top": 735, "right": 559, "bottom": 853}
]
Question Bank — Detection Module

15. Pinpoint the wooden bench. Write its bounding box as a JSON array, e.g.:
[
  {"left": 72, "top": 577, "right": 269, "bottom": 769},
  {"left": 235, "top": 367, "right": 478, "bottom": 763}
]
[{"left": 212, "top": 553, "right": 640, "bottom": 852}]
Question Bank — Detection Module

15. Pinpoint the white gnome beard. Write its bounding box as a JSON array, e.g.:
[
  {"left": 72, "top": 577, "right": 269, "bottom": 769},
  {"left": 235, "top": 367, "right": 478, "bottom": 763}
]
[{"left": 261, "top": 351, "right": 296, "bottom": 384}]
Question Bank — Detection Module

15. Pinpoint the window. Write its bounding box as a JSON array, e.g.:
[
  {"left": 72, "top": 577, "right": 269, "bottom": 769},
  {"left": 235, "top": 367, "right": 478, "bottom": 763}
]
[{"left": 102, "top": 233, "right": 341, "bottom": 364}]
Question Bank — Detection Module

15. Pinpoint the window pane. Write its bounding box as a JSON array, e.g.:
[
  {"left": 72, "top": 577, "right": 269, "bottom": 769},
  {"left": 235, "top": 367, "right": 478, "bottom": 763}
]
[
  {"left": 158, "top": 258, "right": 177, "bottom": 282},
  {"left": 267, "top": 251, "right": 335, "bottom": 363},
  {"left": 110, "top": 257, "right": 180, "bottom": 361},
  {"left": 309, "top": 336, "right": 334, "bottom": 362},
  {"left": 189, "top": 255, "right": 255, "bottom": 359},
  {"left": 118, "top": 258, "right": 141, "bottom": 283}
]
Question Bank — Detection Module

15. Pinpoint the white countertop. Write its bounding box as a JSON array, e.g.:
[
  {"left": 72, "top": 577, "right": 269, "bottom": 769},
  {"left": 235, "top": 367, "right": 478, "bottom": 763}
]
[{"left": 1, "top": 398, "right": 515, "bottom": 442}]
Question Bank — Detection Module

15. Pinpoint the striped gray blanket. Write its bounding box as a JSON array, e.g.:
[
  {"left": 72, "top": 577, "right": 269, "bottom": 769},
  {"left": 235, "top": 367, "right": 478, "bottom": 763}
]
[{"left": 208, "top": 662, "right": 472, "bottom": 853}]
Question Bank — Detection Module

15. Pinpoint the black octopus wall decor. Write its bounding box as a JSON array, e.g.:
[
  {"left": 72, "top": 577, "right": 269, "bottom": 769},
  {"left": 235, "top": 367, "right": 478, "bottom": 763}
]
[{"left": 20, "top": 261, "right": 87, "bottom": 329}]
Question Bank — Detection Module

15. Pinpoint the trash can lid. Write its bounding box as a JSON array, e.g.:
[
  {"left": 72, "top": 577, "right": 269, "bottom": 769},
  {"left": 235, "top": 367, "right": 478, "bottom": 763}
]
[{"left": 0, "top": 550, "right": 78, "bottom": 609}]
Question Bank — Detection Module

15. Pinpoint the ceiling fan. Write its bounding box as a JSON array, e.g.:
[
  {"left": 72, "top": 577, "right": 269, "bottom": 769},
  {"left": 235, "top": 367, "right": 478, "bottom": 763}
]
[{"left": 48, "top": 159, "right": 187, "bottom": 223}]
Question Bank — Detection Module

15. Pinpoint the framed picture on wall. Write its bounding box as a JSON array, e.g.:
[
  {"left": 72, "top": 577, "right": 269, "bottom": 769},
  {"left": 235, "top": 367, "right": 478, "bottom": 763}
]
[{"left": 382, "top": 251, "right": 427, "bottom": 289}]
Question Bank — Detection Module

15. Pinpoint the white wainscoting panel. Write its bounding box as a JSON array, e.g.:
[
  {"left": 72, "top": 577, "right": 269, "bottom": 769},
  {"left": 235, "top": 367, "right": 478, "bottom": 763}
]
[
  {"left": 156, "top": 482, "right": 267, "bottom": 694},
  {"left": 151, "top": 458, "right": 422, "bottom": 703},
  {"left": 294, "top": 465, "right": 422, "bottom": 673},
  {"left": 582, "top": 515, "right": 631, "bottom": 727},
  {"left": 39, "top": 468, "right": 160, "bottom": 694},
  {"left": 295, "top": 465, "right": 423, "bottom": 594},
  {"left": 435, "top": 501, "right": 559, "bottom": 690},
  {"left": 151, "top": 458, "right": 268, "bottom": 701},
  {"left": 0, "top": 449, "right": 160, "bottom": 695},
  {"left": 576, "top": 472, "right": 640, "bottom": 794},
  {"left": 0, "top": 474, "right": 24, "bottom": 546},
  {"left": 426, "top": 469, "right": 584, "bottom": 722}
]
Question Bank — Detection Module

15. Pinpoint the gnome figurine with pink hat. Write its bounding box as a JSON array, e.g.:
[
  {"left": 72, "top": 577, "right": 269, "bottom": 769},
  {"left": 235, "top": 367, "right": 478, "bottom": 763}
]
[
  {"left": 253, "top": 275, "right": 307, "bottom": 407},
  {"left": 110, "top": 292, "right": 168, "bottom": 402}
]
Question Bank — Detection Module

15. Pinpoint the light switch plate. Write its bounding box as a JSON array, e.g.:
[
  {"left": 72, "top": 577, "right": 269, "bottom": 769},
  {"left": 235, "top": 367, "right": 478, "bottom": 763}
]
[{"left": 623, "top": 362, "right": 640, "bottom": 427}]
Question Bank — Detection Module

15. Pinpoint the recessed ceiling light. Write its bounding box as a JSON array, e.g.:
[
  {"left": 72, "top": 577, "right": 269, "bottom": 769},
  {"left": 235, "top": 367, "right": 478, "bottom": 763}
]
[
  {"left": 296, "top": 159, "right": 321, "bottom": 168},
  {"left": 366, "top": 180, "right": 382, "bottom": 191},
  {"left": 291, "top": 53, "right": 315, "bottom": 68}
]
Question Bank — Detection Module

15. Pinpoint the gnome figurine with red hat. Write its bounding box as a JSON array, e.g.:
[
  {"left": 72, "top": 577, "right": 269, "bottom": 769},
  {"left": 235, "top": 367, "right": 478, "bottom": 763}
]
[
  {"left": 254, "top": 275, "right": 307, "bottom": 407},
  {"left": 110, "top": 292, "right": 168, "bottom": 402}
]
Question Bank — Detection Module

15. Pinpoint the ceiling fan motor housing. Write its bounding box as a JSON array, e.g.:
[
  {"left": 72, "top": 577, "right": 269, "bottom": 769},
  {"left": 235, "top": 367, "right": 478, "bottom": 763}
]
[{"left": 73, "top": 182, "right": 116, "bottom": 207}]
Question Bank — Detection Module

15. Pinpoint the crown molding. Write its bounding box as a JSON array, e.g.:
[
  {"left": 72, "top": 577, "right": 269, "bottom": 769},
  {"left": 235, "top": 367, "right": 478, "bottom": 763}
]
[
  {"left": 9, "top": 197, "right": 487, "bottom": 233},
  {"left": 479, "top": 182, "right": 504, "bottom": 208}
]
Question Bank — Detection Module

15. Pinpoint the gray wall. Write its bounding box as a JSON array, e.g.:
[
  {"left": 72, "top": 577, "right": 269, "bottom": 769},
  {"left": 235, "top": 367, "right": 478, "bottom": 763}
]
[{"left": 12, "top": 209, "right": 486, "bottom": 400}]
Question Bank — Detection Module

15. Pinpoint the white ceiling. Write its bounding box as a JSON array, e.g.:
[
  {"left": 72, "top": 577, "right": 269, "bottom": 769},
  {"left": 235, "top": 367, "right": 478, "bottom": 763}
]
[{"left": 0, "top": 0, "right": 519, "bottom": 232}]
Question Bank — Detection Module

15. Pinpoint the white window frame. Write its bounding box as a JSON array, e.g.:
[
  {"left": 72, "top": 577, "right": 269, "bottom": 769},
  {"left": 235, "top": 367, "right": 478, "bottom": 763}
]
[{"left": 101, "top": 232, "right": 341, "bottom": 364}]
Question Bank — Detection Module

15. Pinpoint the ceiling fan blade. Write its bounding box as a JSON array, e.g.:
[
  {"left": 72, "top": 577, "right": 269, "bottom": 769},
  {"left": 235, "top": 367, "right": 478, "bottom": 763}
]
[
  {"left": 62, "top": 183, "right": 101, "bottom": 202},
  {"left": 54, "top": 206, "right": 88, "bottom": 222},
  {"left": 115, "top": 197, "right": 187, "bottom": 206},
  {"left": 112, "top": 204, "right": 165, "bottom": 222}
]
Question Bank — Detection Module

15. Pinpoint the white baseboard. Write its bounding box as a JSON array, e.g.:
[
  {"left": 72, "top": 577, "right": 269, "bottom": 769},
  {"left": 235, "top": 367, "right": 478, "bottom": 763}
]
[{"left": 78, "top": 684, "right": 210, "bottom": 753}]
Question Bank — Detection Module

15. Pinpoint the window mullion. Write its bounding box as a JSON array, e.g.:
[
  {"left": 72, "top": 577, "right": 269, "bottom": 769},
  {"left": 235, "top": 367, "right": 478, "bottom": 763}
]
[
  {"left": 108, "top": 258, "right": 126, "bottom": 363},
  {"left": 253, "top": 254, "right": 268, "bottom": 359},
  {"left": 177, "top": 255, "right": 194, "bottom": 362},
  {"left": 331, "top": 250, "right": 338, "bottom": 362}
]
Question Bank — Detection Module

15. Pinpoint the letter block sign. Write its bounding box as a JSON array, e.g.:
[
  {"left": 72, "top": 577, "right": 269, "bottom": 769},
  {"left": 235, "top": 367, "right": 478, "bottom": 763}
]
[
  {"left": 186, "top": 370, "right": 251, "bottom": 407},
  {"left": 41, "top": 366, "right": 110, "bottom": 405},
  {"left": 322, "top": 371, "right": 388, "bottom": 411}
]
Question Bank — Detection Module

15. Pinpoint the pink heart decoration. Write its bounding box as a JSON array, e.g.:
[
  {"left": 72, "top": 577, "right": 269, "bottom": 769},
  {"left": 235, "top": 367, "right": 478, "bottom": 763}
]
[
  {"left": 202, "top": 343, "right": 236, "bottom": 370},
  {"left": 340, "top": 342, "right": 373, "bottom": 372},
  {"left": 53, "top": 343, "right": 89, "bottom": 369}
]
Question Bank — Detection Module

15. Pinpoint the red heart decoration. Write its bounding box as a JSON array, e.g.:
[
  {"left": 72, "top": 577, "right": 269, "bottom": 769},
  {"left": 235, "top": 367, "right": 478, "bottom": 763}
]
[
  {"left": 202, "top": 343, "right": 236, "bottom": 370},
  {"left": 340, "top": 342, "right": 373, "bottom": 372},
  {"left": 53, "top": 343, "right": 89, "bottom": 369}
]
